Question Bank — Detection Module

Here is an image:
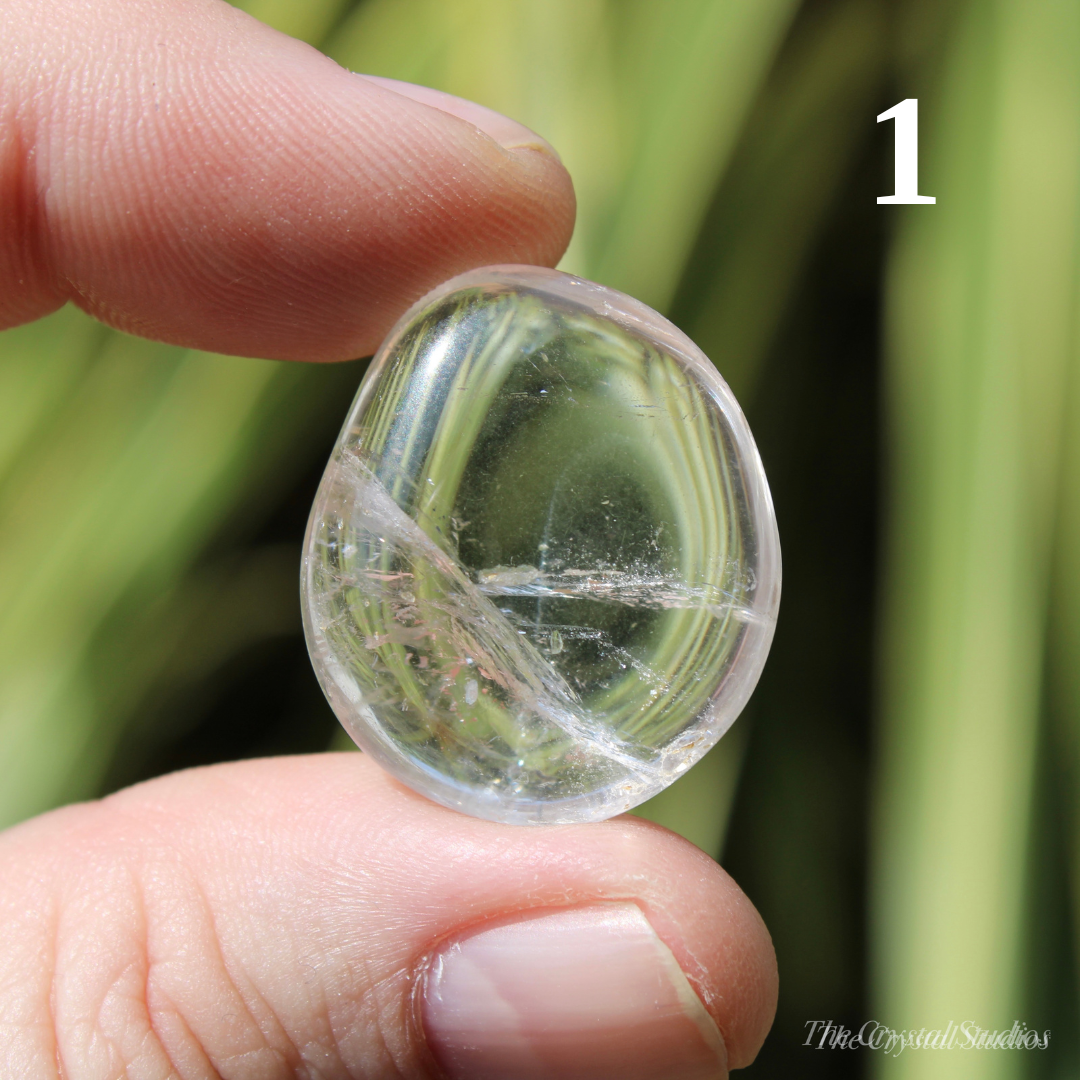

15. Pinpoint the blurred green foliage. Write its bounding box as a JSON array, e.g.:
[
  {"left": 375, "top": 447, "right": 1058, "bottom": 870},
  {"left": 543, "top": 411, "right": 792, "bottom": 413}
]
[{"left": 2, "top": 0, "right": 1079, "bottom": 1075}]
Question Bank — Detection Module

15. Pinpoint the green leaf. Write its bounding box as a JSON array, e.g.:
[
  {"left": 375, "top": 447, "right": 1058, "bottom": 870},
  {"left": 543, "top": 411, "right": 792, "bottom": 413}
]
[{"left": 873, "top": 0, "right": 1080, "bottom": 1072}]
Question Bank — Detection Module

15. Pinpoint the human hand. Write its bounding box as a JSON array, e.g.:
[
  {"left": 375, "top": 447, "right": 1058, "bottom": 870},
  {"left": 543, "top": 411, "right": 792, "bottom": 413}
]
[{"left": 0, "top": 1, "right": 777, "bottom": 1077}]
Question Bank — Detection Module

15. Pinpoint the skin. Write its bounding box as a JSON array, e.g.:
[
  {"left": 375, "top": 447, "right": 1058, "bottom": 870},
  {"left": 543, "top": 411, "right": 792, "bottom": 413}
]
[
  {"left": 1, "top": 0, "right": 573, "bottom": 357},
  {"left": 1, "top": 756, "right": 776, "bottom": 1077},
  {"left": 0, "top": 0, "right": 778, "bottom": 1075}
]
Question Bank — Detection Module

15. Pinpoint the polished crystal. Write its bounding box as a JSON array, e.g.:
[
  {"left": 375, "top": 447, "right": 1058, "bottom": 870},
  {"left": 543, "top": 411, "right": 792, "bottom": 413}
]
[{"left": 302, "top": 266, "right": 780, "bottom": 824}]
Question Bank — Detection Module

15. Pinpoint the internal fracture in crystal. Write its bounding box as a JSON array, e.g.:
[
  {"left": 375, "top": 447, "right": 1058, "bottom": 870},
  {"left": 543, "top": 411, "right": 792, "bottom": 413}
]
[{"left": 301, "top": 265, "right": 780, "bottom": 824}]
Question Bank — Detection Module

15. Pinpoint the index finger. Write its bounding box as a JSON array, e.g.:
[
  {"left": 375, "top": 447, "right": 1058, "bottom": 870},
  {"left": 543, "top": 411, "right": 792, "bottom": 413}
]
[{"left": 0, "top": 0, "right": 575, "bottom": 360}]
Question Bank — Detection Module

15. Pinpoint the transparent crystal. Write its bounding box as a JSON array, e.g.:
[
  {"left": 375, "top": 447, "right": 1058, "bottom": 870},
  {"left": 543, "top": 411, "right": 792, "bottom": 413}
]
[{"left": 302, "top": 266, "right": 780, "bottom": 824}]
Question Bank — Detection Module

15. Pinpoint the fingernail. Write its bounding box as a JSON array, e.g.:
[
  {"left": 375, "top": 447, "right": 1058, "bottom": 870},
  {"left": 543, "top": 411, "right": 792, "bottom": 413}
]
[
  {"left": 358, "top": 75, "right": 561, "bottom": 160},
  {"left": 423, "top": 903, "right": 727, "bottom": 1080}
]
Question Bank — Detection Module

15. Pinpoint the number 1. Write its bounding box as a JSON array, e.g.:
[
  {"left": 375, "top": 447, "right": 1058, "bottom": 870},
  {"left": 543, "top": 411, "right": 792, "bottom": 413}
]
[{"left": 877, "top": 99, "right": 936, "bottom": 205}]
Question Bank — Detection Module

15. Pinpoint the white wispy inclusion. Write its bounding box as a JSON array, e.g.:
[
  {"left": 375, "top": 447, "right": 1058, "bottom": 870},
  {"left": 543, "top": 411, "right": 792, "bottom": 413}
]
[
  {"left": 474, "top": 565, "right": 767, "bottom": 625},
  {"left": 301, "top": 268, "right": 780, "bottom": 823},
  {"left": 311, "top": 454, "right": 671, "bottom": 782}
]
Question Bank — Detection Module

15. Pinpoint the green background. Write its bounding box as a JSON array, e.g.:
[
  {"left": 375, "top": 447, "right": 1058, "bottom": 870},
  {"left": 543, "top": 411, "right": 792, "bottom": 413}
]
[{"left": 2, "top": 0, "right": 1078, "bottom": 1076}]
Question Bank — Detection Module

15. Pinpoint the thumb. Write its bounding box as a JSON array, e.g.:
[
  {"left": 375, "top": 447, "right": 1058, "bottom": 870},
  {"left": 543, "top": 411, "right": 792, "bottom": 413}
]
[
  {"left": 0, "top": 0, "right": 574, "bottom": 360},
  {"left": 0, "top": 755, "right": 776, "bottom": 1079}
]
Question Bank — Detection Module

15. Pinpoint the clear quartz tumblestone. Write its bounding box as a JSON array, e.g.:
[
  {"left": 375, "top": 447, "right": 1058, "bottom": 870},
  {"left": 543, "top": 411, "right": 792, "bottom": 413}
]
[{"left": 301, "top": 266, "right": 780, "bottom": 824}]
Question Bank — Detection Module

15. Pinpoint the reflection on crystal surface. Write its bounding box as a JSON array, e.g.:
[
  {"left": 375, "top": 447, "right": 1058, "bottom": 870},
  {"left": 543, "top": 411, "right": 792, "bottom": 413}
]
[{"left": 302, "top": 266, "right": 780, "bottom": 824}]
